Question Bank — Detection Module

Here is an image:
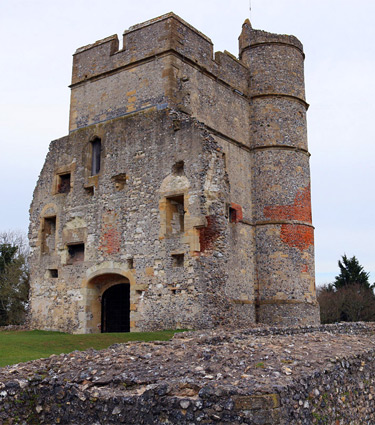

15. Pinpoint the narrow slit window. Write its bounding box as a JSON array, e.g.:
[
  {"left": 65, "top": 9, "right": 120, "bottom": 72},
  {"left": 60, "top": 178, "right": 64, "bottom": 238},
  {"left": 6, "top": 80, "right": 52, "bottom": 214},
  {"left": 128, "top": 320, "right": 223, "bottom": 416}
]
[
  {"left": 91, "top": 138, "right": 101, "bottom": 176},
  {"left": 127, "top": 258, "right": 134, "bottom": 269},
  {"left": 229, "top": 207, "right": 237, "bottom": 223}
]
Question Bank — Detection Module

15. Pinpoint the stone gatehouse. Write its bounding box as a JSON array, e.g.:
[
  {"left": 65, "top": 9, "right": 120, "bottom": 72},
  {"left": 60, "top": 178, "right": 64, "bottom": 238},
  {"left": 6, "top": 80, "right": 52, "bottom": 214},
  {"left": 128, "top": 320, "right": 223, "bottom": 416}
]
[{"left": 28, "top": 13, "right": 319, "bottom": 333}]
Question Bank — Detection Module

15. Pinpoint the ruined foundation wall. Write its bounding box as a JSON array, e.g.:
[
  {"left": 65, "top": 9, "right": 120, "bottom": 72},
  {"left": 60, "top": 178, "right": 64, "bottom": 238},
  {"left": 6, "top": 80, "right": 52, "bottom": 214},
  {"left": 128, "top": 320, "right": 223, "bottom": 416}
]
[{"left": 2, "top": 324, "right": 375, "bottom": 424}]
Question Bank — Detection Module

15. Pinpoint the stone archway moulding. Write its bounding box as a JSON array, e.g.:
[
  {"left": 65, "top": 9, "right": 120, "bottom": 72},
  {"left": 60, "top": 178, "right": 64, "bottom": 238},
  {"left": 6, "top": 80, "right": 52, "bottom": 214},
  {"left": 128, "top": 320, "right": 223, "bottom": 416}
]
[{"left": 82, "top": 262, "right": 136, "bottom": 288}]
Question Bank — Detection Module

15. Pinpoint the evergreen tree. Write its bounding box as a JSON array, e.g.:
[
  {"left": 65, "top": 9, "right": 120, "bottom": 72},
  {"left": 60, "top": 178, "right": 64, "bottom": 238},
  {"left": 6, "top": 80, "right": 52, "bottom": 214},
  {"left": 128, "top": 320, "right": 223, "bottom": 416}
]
[
  {"left": 333, "top": 254, "right": 371, "bottom": 289},
  {"left": 0, "top": 244, "right": 18, "bottom": 273}
]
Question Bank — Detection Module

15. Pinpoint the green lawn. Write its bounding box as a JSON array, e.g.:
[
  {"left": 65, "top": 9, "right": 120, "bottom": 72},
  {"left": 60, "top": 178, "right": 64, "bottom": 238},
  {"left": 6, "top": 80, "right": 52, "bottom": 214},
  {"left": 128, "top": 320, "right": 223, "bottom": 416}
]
[{"left": 0, "top": 329, "right": 183, "bottom": 367}]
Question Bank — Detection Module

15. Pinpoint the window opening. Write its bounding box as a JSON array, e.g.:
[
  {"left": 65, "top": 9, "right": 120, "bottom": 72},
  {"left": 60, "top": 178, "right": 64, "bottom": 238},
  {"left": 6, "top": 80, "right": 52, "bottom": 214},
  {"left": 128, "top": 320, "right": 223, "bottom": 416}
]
[
  {"left": 84, "top": 186, "right": 94, "bottom": 196},
  {"left": 42, "top": 216, "right": 56, "bottom": 253},
  {"left": 91, "top": 138, "right": 101, "bottom": 176},
  {"left": 48, "top": 269, "right": 58, "bottom": 278},
  {"left": 58, "top": 173, "right": 71, "bottom": 194},
  {"left": 229, "top": 207, "right": 237, "bottom": 223},
  {"left": 127, "top": 258, "right": 134, "bottom": 269},
  {"left": 166, "top": 195, "right": 184, "bottom": 234},
  {"left": 172, "top": 161, "right": 184, "bottom": 176},
  {"left": 67, "top": 243, "right": 84, "bottom": 264},
  {"left": 172, "top": 253, "right": 184, "bottom": 267},
  {"left": 111, "top": 173, "right": 127, "bottom": 191}
]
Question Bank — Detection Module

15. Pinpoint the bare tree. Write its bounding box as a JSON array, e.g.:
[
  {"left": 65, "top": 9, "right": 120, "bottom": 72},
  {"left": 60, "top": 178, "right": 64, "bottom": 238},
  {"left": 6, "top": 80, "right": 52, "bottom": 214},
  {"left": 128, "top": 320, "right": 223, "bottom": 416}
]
[
  {"left": 318, "top": 284, "right": 375, "bottom": 324},
  {"left": 0, "top": 230, "right": 29, "bottom": 325},
  {"left": 317, "top": 285, "right": 341, "bottom": 324}
]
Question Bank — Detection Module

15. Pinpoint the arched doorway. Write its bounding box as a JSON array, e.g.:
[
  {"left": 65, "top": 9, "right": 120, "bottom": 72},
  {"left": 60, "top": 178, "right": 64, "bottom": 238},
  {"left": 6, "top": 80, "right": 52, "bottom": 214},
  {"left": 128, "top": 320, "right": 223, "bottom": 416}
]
[
  {"left": 101, "top": 283, "right": 130, "bottom": 332},
  {"left": 83, "top": 271, "right": 135, "bottom": 334}
]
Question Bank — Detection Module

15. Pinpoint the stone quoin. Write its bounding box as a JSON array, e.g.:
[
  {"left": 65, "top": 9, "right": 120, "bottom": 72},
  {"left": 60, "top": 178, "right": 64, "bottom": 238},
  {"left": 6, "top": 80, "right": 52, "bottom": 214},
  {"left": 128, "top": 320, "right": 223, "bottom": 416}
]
[{"left": 28, "top": 13, "right": 319, "bottom": 333}]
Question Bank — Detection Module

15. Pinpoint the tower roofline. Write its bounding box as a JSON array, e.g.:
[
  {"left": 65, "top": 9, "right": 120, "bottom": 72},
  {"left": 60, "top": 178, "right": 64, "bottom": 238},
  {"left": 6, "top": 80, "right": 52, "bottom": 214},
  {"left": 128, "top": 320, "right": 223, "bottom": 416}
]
[
  {"left": 74, "top": 12, "right": 213, "bottom": 56},
  {"left": 125, "top": 12, "right": 213, "bottom": 44}
]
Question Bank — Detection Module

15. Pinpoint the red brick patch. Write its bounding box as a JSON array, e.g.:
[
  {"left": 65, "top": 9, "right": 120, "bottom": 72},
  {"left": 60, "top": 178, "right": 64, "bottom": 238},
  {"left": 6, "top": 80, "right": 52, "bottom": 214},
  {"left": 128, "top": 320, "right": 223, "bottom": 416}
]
[
  {"left": 280, "top": 224, "right": 314, "bottom": 251},
  {"left": 198, "top": 215, "right": 220, "bottom": 252},
  {"left": 263, "top": 185, "right": 314, "bottom": 251},
  {"left": 301, "top": 264, "right": 309, "bottom": 273},
  {"left": 99, "top": 224, "right": 121, "bottom": 255},
  {"left": 264, "top": 185, "right": 312, "bottom": 223}
]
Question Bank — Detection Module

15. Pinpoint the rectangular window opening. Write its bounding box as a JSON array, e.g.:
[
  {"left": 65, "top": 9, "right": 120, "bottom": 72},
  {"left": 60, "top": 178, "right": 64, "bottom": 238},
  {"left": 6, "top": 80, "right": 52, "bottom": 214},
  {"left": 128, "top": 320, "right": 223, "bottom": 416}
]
[
  {"left": 172, "top": 253, "right": 184, "bottom": 267},
  {"left": 57, "top": 173, "right": 71, "bottom": 194},
  {"left": 84, "top": 185, "right": 94, "bottom": 196},
  {"left": 67, "top": 243, "right": 84, "bottom": 264},
  {"left": 111, "top": 173, "right": 127, "bottom": 191},
  {"left": 229, "top": 207, "right": 237, "bottom": 223},
  {"left": 166, "top": 195, "right": 184, "bottom": 234},
  {"left": 42, "top": 216, "right": 56, "bottom": 254},
  {"left": 48, "top": 269, "right": 58, "bottom": 278},
  {"left": 127, "top": 258, "right": 134, "bottom": 269}
]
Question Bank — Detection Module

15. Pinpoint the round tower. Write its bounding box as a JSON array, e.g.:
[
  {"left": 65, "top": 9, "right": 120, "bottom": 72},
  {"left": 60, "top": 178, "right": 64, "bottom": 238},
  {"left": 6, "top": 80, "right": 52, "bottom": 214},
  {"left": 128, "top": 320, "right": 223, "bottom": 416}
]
[{"left": 239, "top": 21, "right": 320, "bottom": 325}]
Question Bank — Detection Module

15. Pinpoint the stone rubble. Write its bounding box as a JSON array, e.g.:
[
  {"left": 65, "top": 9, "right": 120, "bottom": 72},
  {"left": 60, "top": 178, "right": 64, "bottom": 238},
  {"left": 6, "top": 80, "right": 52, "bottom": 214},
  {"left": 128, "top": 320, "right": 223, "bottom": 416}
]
[{"left": 1, "top": 323, "right": 375, "bottom": 423}]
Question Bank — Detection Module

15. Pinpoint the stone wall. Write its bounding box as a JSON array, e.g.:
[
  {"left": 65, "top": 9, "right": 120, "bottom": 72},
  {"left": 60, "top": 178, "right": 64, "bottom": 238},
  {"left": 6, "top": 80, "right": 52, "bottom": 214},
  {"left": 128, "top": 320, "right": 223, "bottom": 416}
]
[
  {"left": 29, "top": 108, "right": 257, "bottom": 333},
  {"left": 1, "top": 323, "right": 375, "bottom": 424}
]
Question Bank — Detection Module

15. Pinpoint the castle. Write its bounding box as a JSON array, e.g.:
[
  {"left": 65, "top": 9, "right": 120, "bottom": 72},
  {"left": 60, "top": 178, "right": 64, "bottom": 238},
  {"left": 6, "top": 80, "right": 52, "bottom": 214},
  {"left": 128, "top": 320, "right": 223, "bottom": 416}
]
[{"left": 28, "top": 13, "right": 319, "bottom": 333}]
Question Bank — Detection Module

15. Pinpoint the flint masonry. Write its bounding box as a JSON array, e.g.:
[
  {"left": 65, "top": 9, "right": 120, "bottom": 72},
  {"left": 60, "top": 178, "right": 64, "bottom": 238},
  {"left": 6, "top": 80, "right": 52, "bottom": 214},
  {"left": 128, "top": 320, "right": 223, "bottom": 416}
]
[{"left": 28, "top": 13, "right": 319, "bottom": 333}]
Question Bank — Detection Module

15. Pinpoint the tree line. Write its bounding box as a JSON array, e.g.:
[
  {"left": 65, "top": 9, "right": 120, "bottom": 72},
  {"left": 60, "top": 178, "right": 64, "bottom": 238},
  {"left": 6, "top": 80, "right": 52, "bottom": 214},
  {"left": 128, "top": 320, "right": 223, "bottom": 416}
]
[{"left": 318, "top": 254, "right": 375, "bottom": 323}]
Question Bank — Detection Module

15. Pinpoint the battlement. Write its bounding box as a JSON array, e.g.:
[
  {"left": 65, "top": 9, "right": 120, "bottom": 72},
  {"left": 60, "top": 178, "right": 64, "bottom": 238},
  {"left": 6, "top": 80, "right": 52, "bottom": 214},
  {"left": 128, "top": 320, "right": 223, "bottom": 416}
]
[
  {"left": 239, "top": 19, "right": 304, "bottom": 58},
  {"left": 71, "top": 13, "right": 247, "bottom": 87},
  {"left": 69, "top": 12, "right": 249, "bottom": 134}
]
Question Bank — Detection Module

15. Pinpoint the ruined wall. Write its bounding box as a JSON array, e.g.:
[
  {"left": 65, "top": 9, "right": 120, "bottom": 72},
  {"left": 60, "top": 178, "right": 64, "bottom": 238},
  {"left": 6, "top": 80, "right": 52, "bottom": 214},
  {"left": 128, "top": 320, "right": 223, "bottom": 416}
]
[
  {"left": 1, "top": 324, "right": 375, "bottom": 424},
  {"left": 29, "top": 107, "right": 255, "bottom": 333},
  {"left": 29, "top": 12, "right": 319, "bottom": 333}
]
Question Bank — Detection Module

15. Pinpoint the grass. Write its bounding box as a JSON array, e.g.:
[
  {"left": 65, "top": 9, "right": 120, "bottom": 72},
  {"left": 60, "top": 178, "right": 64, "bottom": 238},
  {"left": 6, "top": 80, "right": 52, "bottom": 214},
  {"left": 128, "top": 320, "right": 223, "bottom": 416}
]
[{"left": 0, "top": 329, "right": 185, "bottom": 368}]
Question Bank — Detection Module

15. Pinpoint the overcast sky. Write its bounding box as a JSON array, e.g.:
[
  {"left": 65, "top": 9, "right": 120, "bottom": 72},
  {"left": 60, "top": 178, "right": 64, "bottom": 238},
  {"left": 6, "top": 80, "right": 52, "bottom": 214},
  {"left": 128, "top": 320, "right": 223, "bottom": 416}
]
[{"left": 1, "top": 0, "right": 374, "bottom": 286}]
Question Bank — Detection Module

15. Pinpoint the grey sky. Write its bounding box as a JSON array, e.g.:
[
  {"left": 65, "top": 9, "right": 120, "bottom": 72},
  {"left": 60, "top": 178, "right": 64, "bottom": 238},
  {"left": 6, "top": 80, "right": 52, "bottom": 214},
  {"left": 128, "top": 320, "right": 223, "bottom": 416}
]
[{"left": 1, "top": 0, "right": 374, "bottom": 285}]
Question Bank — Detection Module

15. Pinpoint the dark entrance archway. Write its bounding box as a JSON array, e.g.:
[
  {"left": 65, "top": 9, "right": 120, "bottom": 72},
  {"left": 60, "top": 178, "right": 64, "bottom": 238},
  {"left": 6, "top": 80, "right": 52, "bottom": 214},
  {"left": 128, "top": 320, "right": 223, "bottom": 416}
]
[{"left": 101, "top": 283, "right": 130, "bottom": 332}]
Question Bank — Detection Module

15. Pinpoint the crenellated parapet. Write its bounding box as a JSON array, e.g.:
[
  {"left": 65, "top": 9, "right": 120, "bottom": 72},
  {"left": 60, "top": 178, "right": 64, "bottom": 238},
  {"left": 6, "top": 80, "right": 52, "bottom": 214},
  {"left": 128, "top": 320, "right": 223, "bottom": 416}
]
[
  {"left": 239, "top": 20, "right": 306, "bottom": 102},
  {"left": 69, "top": 13, "right": 249, "bottom": 136},
  {"left": 239, "top": 19, "right": 303, "bottom": 56}
]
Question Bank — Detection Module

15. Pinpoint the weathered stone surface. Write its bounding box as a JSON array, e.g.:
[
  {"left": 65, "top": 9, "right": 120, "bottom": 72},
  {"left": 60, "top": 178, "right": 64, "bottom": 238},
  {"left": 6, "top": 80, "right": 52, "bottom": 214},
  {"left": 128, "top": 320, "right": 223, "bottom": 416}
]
[
  {"left": 1, "top": 324, "right": 375, "bottom": 423},
  {"left": 28, "top": 12, "right": 319, "bottom": 334}
]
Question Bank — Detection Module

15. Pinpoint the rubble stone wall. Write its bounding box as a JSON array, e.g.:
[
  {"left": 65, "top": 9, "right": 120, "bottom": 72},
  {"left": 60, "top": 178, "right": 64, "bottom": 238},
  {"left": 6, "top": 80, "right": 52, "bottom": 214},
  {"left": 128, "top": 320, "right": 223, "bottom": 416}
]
[{"left": 1, "top": 324, "right": 375, "bottom": 424}]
